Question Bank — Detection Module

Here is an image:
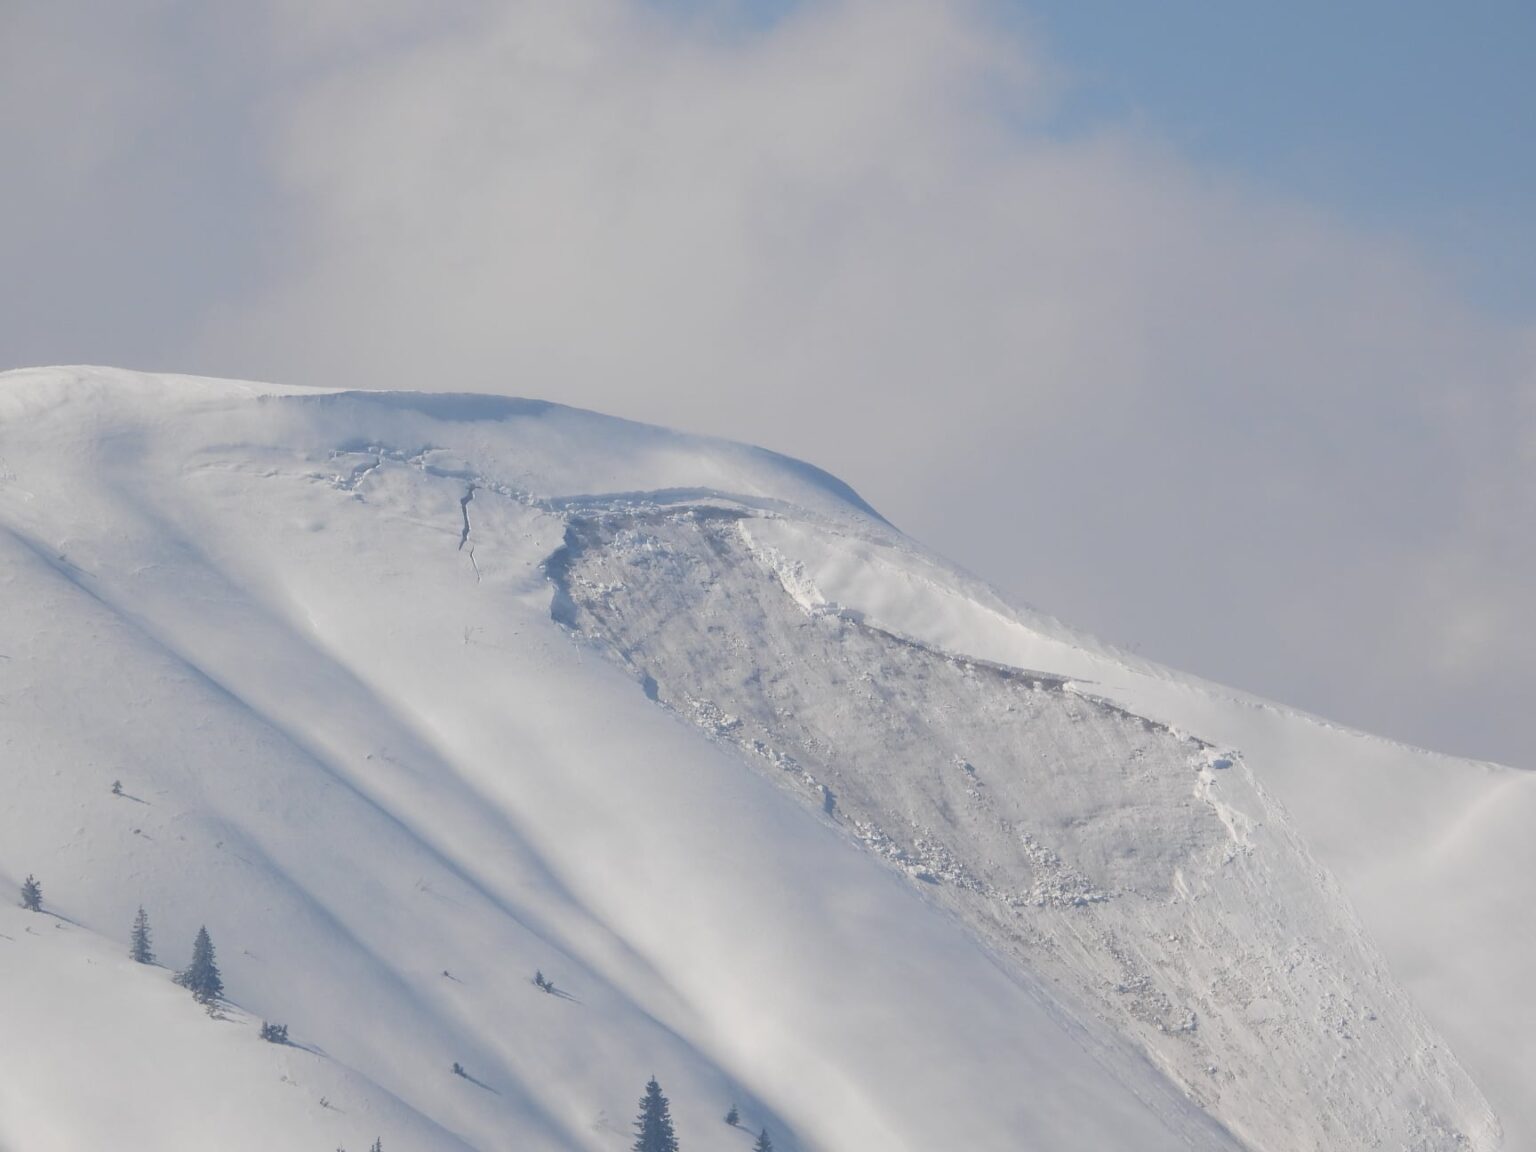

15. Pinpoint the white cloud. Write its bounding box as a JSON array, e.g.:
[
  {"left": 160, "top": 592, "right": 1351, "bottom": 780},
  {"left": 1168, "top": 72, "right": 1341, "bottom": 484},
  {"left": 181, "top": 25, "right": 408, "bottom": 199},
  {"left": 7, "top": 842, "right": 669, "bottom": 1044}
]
[{"left": 11, "top": 0, "right": 1534, "bottom": 764}]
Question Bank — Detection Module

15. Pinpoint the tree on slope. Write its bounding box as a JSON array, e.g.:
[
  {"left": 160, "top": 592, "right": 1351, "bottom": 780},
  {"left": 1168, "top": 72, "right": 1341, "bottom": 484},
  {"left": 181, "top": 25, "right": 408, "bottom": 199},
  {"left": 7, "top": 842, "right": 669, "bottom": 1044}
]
[
  {"left": 19, "top": 875, "right": 42, "bottom": 912},
  {"left": 753, "top": 1127, "right": 774, "bottom": 1152},
  {"left": 632, "top": 1076, "right": 679, "bottom": 1152},
  {"left": 130, "top": 905, "right": 154, "bottom": 964},
  {"left": 175, "top": 926, "right": 223, "bottom": 1004}
]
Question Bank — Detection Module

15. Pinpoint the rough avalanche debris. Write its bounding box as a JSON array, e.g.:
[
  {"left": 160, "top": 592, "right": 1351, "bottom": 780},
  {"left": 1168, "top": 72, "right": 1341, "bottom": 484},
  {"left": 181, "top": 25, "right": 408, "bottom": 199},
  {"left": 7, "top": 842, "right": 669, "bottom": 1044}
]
[{"left": 550, "top": 504, "right": 1501, "bottom": 1152}]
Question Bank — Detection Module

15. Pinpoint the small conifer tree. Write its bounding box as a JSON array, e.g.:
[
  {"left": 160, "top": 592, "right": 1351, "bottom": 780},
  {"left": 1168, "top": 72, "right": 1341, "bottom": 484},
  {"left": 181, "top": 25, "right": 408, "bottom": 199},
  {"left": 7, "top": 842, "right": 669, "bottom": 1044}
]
[
  {"left": 19, "top": 875, "right": 42, "bottom": 912},
  {"left": 111, "top": 780, "right": 123, "bottom": 795},
  {"left": 130, "top": 905, "right": 154, "bottom": 964},
  {"left": 370, "top": 1140, "right": 384, "bottom": 1152},
  {"left": 725, "top": 1103, "right": 739, "bottom": 1126},
  {"left": 632, "top": 1077, "right": 679, "bottom": 1152},
  {"left": 175, "top": 926, "right": 223, "bottom": 1004},
  {"left": 753, "top": 1127, "right": 774, "bottom": 1152}
]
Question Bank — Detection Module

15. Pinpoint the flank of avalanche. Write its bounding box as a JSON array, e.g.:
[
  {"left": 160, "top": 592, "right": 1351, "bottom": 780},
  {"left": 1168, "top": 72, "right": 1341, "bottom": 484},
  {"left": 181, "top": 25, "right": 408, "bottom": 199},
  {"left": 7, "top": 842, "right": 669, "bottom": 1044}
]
[{"left": 0, "top": 366, "right": 1530, "bottom": 1152}]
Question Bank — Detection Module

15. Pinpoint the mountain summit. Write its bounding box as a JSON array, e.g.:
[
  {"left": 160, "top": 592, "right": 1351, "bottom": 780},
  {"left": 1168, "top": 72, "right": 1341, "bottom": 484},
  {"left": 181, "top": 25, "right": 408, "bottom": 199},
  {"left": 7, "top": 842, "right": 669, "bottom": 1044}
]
[{"left": 0, "top": 366, "right": 1529, "bottom": 1151}]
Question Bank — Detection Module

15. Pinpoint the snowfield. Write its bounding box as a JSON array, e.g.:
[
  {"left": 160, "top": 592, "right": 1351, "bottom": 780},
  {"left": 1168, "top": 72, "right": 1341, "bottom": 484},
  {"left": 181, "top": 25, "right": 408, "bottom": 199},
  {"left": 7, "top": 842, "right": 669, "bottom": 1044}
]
[{"left": 0, "top": 366, "right": 1529, "bottom": 1151}]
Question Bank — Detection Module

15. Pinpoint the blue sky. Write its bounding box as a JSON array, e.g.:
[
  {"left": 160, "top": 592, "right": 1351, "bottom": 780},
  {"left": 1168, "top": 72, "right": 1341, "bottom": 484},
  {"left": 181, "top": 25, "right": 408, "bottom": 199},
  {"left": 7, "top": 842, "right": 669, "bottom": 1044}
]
[
  {"left": 655, "top": 0, "right": 1536, "bottom": 312},
  {"left": 1021, "top": 2, "right": 1536, "bottom": 315}
]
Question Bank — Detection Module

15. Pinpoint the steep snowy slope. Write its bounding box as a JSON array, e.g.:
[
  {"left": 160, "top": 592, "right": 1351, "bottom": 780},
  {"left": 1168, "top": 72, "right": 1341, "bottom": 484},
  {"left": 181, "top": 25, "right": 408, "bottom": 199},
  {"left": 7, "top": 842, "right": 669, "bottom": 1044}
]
[
  {"left": 0, "top": 900, "right": 469, "bottom": 1152},
  {"left": 731, "top": 516, "right": 1536, "bottom": 1149},
  {"left": 0, "top": 366, "right": 1524, "bottom": 1151},
  {"left": 0, "top": 367, "right": 1228, "bottom": 1152},
  {"left": 552, "top": 510, "right": 1495, "bottom": 1152}
]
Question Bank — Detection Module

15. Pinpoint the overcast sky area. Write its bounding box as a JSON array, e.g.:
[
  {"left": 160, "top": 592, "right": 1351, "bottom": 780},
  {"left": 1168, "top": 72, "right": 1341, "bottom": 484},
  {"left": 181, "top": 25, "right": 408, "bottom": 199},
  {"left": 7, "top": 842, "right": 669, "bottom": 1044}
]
[{"left": 2, "top": 0, "right": 1532, "bottom": 768}]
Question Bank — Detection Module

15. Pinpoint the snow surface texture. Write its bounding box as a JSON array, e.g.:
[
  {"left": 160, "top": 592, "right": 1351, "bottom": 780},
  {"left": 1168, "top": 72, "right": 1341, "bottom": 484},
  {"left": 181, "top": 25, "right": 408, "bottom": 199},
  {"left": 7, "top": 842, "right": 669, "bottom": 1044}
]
[
  {"left": 0, "top": 366, "right": 1527, "bottom": 1151},
  {"left": 553, "top": 509, "right": 1493, "bottom": 1151}
]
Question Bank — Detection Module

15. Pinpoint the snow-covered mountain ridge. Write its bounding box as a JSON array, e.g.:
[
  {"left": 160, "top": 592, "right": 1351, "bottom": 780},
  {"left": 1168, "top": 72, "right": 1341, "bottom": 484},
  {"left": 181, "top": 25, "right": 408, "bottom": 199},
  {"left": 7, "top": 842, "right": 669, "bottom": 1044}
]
[{"left": 0, "top": 366, "right": 1531, "bottom": 1151}]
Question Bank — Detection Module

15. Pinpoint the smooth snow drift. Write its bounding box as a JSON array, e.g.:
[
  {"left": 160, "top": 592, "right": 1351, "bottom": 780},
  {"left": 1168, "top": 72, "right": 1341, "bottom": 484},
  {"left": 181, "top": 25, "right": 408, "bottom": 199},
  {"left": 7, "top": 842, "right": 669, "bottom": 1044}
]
[{"left": 0, "top": 366, "right": 1529, "bottom": 1151}]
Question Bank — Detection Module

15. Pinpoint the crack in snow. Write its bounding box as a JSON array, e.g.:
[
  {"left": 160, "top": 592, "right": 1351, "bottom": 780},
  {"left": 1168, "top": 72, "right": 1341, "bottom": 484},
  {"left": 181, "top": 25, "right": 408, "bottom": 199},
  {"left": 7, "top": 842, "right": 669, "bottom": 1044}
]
[
  {"left": 457, "top": 484, "right": 475, "bottom": 550},
  {"left": 458, "top": 484, "right": 481, "bottom": 581}
]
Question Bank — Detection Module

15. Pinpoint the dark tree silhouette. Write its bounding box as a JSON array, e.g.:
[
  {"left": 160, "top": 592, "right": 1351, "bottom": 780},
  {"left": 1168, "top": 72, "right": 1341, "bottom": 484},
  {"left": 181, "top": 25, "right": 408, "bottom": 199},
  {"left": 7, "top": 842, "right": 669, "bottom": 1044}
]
[
  {"left": 130, "top": 905, "right": 154, "bottom": 964},
  {"left": 632, "top": 1077, "right": 679, "bottom": 1152},
  {"left": 175, "top": 926, "right": 223, "bottom": 1004},
  {"left": 19, "top": 875, "right": 41, "bottom": 912},
  {"left": 724, "top": 1103, "right": 740, "bottom": 1126},
  {"left": 753, "top": 1126, "right": 774, "bottom": 1152}
]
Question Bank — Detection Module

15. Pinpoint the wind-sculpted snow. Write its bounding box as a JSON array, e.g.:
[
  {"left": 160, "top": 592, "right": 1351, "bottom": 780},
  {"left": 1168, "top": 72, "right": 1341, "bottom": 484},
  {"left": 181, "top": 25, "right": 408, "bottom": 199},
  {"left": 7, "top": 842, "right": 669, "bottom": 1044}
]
[
  {"left": 550, "top": 507, "right": 1500, "bottom": 1152},
  {"left": 0, "top": 367, "right": 1525, "bottom": 1151}
]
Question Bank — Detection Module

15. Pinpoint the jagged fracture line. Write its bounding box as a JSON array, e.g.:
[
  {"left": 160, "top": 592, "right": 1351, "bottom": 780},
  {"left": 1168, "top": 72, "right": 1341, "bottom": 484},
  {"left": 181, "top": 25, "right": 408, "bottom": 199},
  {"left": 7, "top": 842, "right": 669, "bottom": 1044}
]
[
  {"left": 457, "top": 484, "right": 475, "bottom": 550},
  {"left": 458, "top": 484, "right": 482, "bottom": 581}
]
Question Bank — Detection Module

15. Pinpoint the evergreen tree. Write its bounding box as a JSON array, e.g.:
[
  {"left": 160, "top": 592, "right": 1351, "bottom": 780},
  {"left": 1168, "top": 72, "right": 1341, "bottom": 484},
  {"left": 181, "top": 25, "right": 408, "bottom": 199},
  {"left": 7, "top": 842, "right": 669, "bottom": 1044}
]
[
  {"left": 19, "top": 875, "right": 41, "bottom": 912},
  {"left": 753, "top": 1127, "right": 773, "bottom": 1152},
  {"left": 175, "top": 926, "right": 223, "bottom": 1004},
  {"left": 370, "top": 1141, "right": 384, "bottom": 1152},
  {"left": 130, "top": 905, "right": 154, "bottom": 964},
  {"left": 724, "top": 1103, "right": 739, "bottom": 1126},
  {"left": 632, "top": 1076, "right": 679, "bottom": 1152}
]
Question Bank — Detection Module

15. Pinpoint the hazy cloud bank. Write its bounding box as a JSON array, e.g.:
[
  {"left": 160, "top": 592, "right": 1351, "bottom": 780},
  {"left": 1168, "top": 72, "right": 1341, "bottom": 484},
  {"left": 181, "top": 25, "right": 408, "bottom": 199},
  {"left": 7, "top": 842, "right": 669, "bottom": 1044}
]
[{"left": 4, "top": 1, "right": 1533, "bottom": 764}]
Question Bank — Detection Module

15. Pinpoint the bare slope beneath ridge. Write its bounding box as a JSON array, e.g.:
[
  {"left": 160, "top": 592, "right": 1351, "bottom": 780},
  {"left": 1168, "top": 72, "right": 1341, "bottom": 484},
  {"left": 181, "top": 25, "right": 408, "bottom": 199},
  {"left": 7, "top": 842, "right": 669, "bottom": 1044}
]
[{"left": 0, "top": 366, "right": 1230, "bottom": 1152}]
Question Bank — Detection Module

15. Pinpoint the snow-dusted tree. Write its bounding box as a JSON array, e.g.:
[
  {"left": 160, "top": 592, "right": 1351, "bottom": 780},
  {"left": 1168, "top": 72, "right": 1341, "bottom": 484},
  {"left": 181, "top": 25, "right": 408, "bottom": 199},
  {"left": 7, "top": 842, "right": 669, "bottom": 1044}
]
[
  {"left": 19, "top": 875, "right": 41, "bottom": 912},
  {"left": 753, "top": 1127, "right": 774, "bottom": 1152},
  {"left": 632, "top": 1077, "right": 679, "bottom": 1152},
  {"left": 130, "top": 905, "right": 154, "bottom": 964},
  {"left": 370, "top": 1140, "right": 384, "bottom": 1152},
  {"left": 175, "top": 926, "right": 223, "bottom": 1004},
  {"left": 260, "top": 1021, "right": 289, "bottom": 1044},
  {"left": 724, "top": 1103, "right": 740, "bottom": 1126}
]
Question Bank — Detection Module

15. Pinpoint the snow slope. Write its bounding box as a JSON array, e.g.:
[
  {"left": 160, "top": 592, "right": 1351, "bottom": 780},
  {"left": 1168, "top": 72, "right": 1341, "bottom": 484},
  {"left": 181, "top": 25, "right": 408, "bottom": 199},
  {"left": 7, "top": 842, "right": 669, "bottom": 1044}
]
[
  {"left": 731, "top": 515, "right": 1536, "bottom": 1148},
  {"left": 0, "top": 366, "right": 1524, "bottom": 1150}
]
